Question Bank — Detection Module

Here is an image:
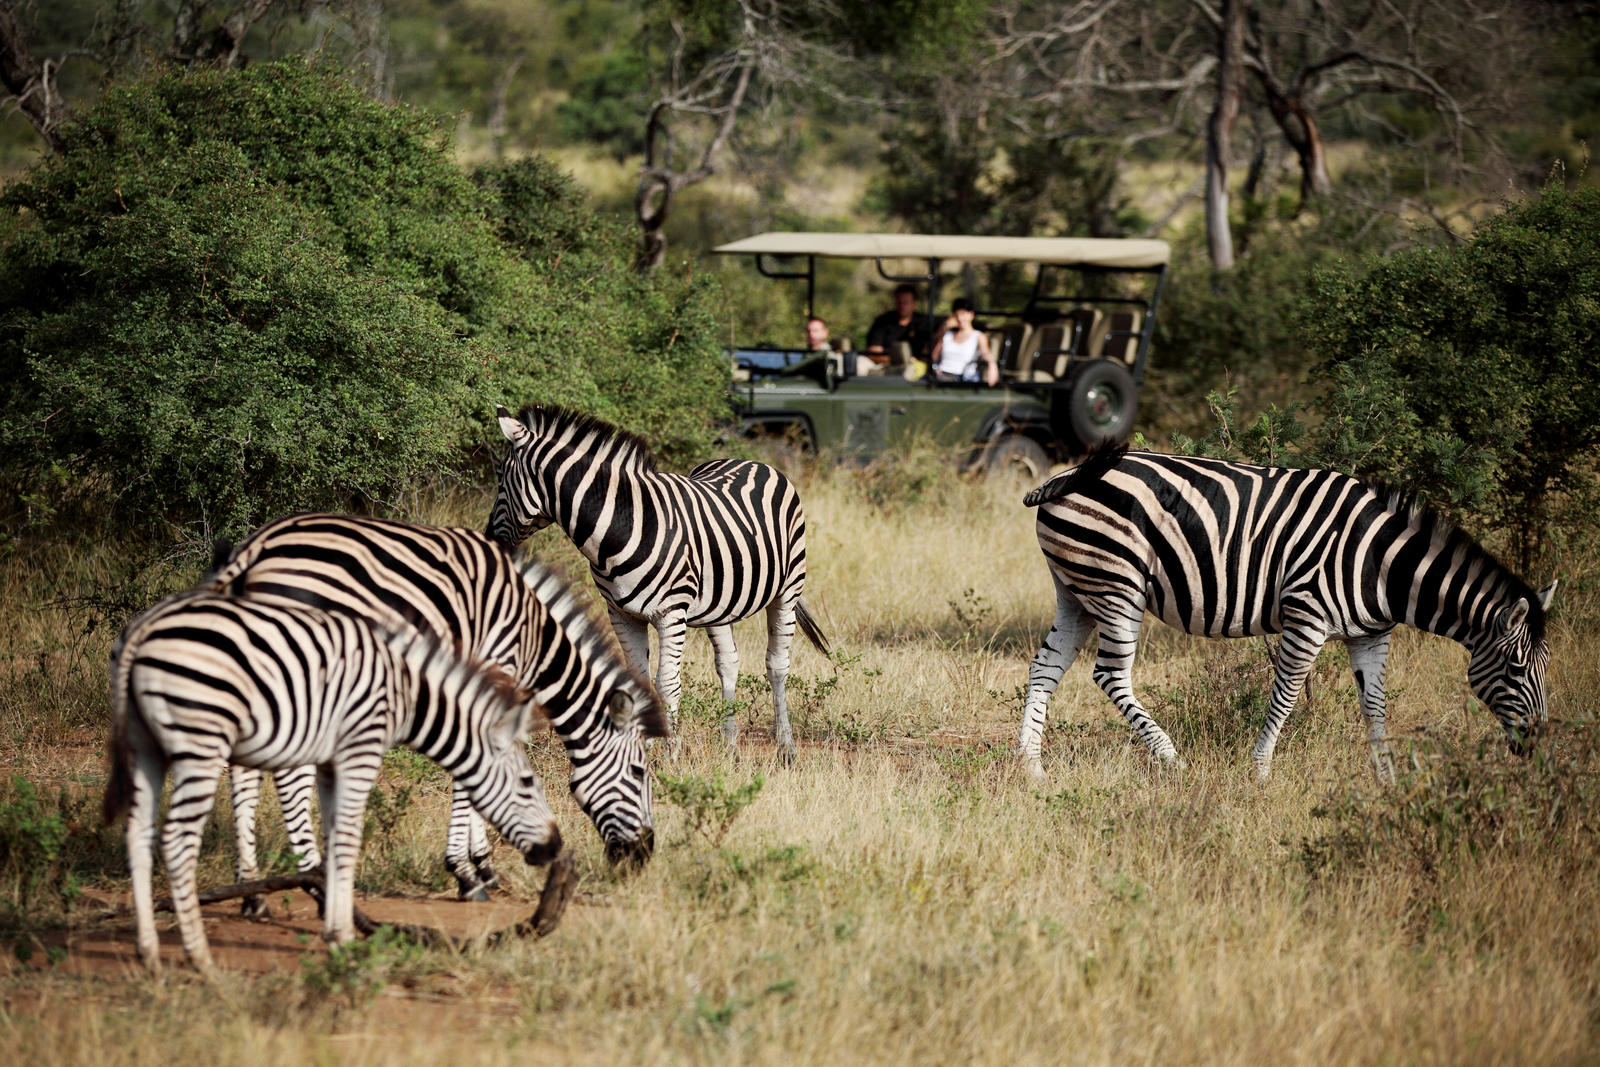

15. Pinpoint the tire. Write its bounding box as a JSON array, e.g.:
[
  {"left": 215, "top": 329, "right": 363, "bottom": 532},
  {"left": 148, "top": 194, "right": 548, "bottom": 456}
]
[
  {"left": 1065, "top": 360, "right": 1137, "bottom": 448},
  {"left": 983, "top": 434, "right": 1050, "bottom": 483}
]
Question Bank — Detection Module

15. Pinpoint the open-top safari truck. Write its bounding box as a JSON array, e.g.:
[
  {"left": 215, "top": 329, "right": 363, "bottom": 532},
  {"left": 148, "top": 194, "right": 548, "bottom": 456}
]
[{"left": 715, "top": 232, "right": 1171, "bottom": 479}]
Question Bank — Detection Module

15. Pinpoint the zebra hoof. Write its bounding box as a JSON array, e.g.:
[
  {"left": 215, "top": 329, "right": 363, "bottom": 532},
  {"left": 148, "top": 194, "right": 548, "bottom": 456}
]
[
  {"left": 239, "top": 894, "right": 269, "bottom": 920},
  {"left": 1020, "top": 756, "right": 1045, "bottom": 780},
  {"left": 473, "top": 861, "right": 500, "bottom": 891},
  {"left": 459, "top": 883, "right": 491, "bottom": 903}
]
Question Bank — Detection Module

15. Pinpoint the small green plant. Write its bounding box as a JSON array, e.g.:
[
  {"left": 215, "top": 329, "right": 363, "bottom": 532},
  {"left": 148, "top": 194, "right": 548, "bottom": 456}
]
[
  {"left": 656, "top": 771, "right": 764, "bottom": 849},
  {"left": 0, "top": 776, "right": 119, "bottom": 930},
  {"left": 299, "top": 926, "right": 425, "bottom": 1012}
]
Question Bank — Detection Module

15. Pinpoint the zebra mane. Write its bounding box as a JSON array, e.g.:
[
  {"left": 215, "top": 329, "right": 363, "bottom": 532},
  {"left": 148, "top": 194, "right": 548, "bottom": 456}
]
[
  {"left": 514, "top": 557, "right": 669, "bottom": 737},
  {"left": 381, "top": 618, "right": 532, "bottom": 719},
  {"left": 1373, "top": 484, "right": 1548, "bottom": 644},
  {"left": 1023, "top": 443, "right": 1130, "bottom": 508},
  {"left": 514, "top": 404, "right": 660, "bottom": 475}
]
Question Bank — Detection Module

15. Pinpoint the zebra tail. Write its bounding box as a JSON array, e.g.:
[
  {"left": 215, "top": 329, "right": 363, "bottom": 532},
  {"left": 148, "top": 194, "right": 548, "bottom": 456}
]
[
  {"left": 103, "top": 636, "right": 137, "bottom": 826},
  {"left": 796, "top": 598, "right": 831, "bottom": 658},
  {"left": 1022, "top": 442, "right": 1129, "bottom": 508}
]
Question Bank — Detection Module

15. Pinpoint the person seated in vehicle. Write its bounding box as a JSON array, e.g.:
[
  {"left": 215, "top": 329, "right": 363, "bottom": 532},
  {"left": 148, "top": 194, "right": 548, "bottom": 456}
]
[
  {"left": 805, "top": 315, "right": 833, "bottom": 352},
  {"left": 930, "top": 298, "right": 998, "bottom": 386},
  {"left": 865, "top": 284, "right": 936, "bottom": 370}
]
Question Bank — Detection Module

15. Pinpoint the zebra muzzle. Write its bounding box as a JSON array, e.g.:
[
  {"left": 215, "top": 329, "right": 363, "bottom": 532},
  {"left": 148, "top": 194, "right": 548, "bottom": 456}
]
[
  {"left": 605, "top": 826, "right": 655, "bottom": 868},
  {"left": 522, "top": 823, "right": 564, "bottom": 866}
]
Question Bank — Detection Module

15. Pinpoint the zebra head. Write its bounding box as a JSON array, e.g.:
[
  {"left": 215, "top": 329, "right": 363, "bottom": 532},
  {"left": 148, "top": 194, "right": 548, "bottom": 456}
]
[
  {"left": 488, "top": 405, "right": 555, "bottom": 550},
  {"left": 410, "top": 636, "right": 564, "bottom": 867},
  {"left": 1466, "top": 581, "right": 1557, "bottom": 756},
  {"left": 519, "top": 559, "right": 670, "bottom": 866}
]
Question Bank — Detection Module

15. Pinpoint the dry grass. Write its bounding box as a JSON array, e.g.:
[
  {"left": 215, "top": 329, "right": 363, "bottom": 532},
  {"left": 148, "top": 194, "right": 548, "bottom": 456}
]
[{"left": 2, "top": 458, "right": 1598, "bottom": 1064}]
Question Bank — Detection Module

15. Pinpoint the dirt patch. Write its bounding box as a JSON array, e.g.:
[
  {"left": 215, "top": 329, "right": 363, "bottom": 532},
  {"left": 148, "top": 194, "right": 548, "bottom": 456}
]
[{"left": 4, "top": 888, "right": 547, "bottom": 979}]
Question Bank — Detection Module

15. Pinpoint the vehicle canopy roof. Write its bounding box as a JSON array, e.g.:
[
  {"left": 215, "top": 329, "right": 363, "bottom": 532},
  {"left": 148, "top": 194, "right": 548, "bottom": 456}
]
[{"left": 713, "top": 231, "right": 1170, "bottom": 269}]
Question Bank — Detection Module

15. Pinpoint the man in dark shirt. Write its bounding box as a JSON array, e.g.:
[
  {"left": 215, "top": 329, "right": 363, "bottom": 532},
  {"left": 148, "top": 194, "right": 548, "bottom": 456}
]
[{"left": 865, "top": 284, "right": 936, "bottom": 368}]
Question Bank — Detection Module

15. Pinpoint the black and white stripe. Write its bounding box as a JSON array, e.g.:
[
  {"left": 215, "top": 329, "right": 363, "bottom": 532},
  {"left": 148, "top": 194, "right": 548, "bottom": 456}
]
[
  {"left": 207, "top": 514, "right": 668, "bottom": 902},
  {"left": 487, "top": 405, "right": 830, "bottom": 763},
  {"left": 103, "top": 591, "right": 560, "bottom": 977},
  {"left": 1017, "top": 447, "right": 1556, "bottom": 780}
]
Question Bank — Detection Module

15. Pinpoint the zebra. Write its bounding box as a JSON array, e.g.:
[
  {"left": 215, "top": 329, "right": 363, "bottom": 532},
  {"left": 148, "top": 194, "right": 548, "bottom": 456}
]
[
  {"left": 206, "top": 513, "right": 669, "bottom": 904},
  {"left": 1016, "top": 446, "right": 1557, "bottom": 781},
  {"left": 103, "top": 591, "right": 561, "bottom": 978},
  {"left": 486, "top": 405, "right": 830, "bottom": 764}
]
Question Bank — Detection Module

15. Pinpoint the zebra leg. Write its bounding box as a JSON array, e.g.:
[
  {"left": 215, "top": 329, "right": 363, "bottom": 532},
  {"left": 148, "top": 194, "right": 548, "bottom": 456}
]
[
  {"left": 652, "top": 612, "right": 690, "bottom": 747},
  {"left": 607, "top": 606, "right": 652, "bottom": 677},
  {"left": 444, "top": 782, "right": 492, "bottom": 902},
  {"left": 267, "top": 766, "right": 325, "bottom": 912},
  {"left": 1091, "top": 603, "right": 1181, "bottom": 766},
  {"left": 708, "top": 624, "right": 741, "bottom": 749},
  {"left": 318, "top": 760, "right": 380, "bottom": 949},
  {"left": 1018, "top": 582, "right": 1096, "bottom": 778},
  {"left": 1251, "top": 621, "right": 1329, "bottom": 781},
  {"left": 765, "top": 599, "right": 798, "bottom": 766},
  {"left": 229, "top": 765, "right": 268, "bottom": 918},
  {"left": 470, "top": 811, "right": 499, "bottom": 892},
  {"left": 161, "top": 755, "right": 228, "bottom": 979},
  {"left": 126, "top": 740, "right": 166, "bottom": 976},
  {"left": 273, "top": 767, "right": 323, "bottom": 872},
  {"left": 1346, "top": 631, "right": 1396, "bottom": 785}
]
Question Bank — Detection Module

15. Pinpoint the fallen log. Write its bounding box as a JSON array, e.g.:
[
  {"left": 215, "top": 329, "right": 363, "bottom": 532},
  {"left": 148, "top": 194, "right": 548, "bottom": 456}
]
[{"left": 130, "top": 851, "right": 578, "bottom": 951}]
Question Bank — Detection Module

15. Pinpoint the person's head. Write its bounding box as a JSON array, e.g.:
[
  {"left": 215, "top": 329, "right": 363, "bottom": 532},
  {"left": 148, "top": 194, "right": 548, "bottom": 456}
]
[
  {"left": 805, "top": 316, "right": 830, "bottom": 350},
  {"left": 951, "top": 297, "right": 976, "bottom": 327},
  {"left": 893, "top": 284, "right": 918, "bottom": 318}
]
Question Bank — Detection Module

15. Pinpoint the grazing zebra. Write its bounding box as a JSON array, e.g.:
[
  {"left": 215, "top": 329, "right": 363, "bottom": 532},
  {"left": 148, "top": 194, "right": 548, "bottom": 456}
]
[
  {"left": 487, "top": 405, "right": 830, "bottom": 764},
  {"left": 207, "top": 514, "right": 668, "bottom": 904},
  {"left": 103, "top": 592, "right": 560, "bottom": 978},
  {"left": 1017, "top": 446, "right": 1556, "bottom": 781}
]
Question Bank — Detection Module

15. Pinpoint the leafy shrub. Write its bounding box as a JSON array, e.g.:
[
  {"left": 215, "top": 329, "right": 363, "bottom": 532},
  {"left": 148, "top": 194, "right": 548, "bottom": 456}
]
[
  {"left": 1299, "top": 716, "right": 1600, "bottom": 886},
  {"left": 656, "top": 770, "right": 764, "bottom": 850},
  {"left": 0, "top": 62, "right": 731, "bottom": 542},
  {"left": 0, "top": 776, "right": 121, "bottom": 930},
  {"left": 1301, "top": 182, "right": 1600, "bottom": 566}
]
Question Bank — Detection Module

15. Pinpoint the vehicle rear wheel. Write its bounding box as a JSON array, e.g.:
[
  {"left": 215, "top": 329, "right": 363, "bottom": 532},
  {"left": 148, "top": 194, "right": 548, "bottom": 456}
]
[
  {"left": 984, "top": 434, "right": 1050, "bottom": 484},
  {"left": 1065, "top": 360, "right": 1137, "bottom": 448}
]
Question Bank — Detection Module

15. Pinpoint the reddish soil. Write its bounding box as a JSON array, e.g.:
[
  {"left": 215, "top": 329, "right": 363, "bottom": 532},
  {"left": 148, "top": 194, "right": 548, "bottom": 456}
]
[{"left": 4, "top": 888, "right": 547, "bottom": 979}]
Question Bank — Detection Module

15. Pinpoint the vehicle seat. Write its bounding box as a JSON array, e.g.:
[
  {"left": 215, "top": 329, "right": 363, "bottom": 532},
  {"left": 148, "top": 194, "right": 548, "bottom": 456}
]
[
  {"left": 1027, "top": 324, "right": 1072, "bottom": 382},
  {"left": 990, "top": 323, "right": 1032, "bottom": 380},
  {"left": 1096, "top": 310, "right": 1142, "bottom": 365}
]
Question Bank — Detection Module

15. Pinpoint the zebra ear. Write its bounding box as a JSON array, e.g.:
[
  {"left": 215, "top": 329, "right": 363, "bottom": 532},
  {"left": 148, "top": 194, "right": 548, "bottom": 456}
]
[
  {"left": 1500, "top": 597, "right": 1531, "bottom": 635},
  {"left": 496, "top": 406, "right": 531, "bottom": 448},
  {"left": 489, "top": 699, "right": 536, "bottom": 750},
  {"left": 609, "top": 688, "right": 670, "bottom": 739},
  {"left": 1539, "top": 580, "right": 1559, "bottom": 611}
]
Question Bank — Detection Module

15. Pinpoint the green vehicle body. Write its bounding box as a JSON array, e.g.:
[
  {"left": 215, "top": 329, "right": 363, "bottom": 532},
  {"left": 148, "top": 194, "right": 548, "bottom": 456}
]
[{"left": 716, "top": 232, "right": 1171, "bottom": 476}]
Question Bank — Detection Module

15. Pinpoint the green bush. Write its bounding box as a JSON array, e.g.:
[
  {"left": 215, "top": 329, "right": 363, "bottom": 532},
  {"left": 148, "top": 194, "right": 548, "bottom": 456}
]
[
  {"left": 0, "top": 62, "right": 730, "bottom": 541},
  {"left": 1302, "top": 183, "right": 1600, "bottom": 565}
]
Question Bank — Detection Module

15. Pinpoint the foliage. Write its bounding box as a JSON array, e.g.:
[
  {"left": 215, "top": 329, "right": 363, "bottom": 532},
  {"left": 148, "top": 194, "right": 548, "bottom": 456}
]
[
  {"left": 299, "top": 926, "right": 427, "bottom": 1013},
  {"left": 0, "top": 776, "right": 120, "bottom": 931},
  {"left": 1299, "top": 716, "right": 1600, "bottom": 890},
  {"left": 1301, "top": 182, "right": 1600, "bottom": 565},
  {"left": 0, "top": 62, "right": 731, "bottom": 543},
  {"left": 656, "top": 770, "right": 764, "bottom": 849},
  {"left": 554, "top": 49, "right": 649, "bottom": 160}
]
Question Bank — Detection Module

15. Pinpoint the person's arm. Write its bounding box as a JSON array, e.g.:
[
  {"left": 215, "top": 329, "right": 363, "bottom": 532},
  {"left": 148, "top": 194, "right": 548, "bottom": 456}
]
[
  {"left": 979, "top": 333, "right": 998, "bottom": 387},
  {"left": 929, "top": 332, "right": 945, "bottom": 369},
  {"left": 865, "top": 313, "right": 888, "bottom": 354}
]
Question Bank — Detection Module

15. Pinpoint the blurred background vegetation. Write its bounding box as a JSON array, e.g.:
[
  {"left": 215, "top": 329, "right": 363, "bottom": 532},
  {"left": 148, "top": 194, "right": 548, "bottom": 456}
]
[{"left": 0, "top": 0, "right": 1596, "bottom": 563}]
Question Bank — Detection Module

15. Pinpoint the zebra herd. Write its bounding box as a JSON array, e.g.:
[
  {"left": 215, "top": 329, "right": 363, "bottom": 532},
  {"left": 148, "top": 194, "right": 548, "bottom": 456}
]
[{"left": 104, "top": 407, "right": 1556, "bottom": 976}]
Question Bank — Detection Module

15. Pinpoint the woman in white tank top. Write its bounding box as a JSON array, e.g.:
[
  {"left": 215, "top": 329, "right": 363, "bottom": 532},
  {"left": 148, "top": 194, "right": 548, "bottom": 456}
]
[{"left": 931, "top": 297, "right": 998, "bottom": 386}]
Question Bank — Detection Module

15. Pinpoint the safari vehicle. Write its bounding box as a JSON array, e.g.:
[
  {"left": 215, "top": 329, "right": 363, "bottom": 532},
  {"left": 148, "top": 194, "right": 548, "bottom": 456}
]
[{"left": 716, "top": 232, "right": 1170, "bottom": 479}]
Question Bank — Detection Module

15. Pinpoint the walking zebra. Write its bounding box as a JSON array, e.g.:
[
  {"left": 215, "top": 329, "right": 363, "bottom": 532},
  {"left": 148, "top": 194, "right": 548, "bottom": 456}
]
[
  {"left": 1017, "top": 446, "right": 1556, "bottom": 781},
  {"left": 487, "top": 405, "right": 830, "bottom": 764},
  {"left": 103, "top": 592, "right": 560, "bottom": 978},
  {"left": 207, "top": 514, "right": 668, "bottom": 903}
]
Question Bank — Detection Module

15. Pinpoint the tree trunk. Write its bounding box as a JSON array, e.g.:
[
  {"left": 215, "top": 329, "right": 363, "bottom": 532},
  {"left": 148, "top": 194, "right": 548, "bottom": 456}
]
[
  {"left": 488, "top": 54, "right": 524, "bottom": 160},
  {"left": 0, "top": 0, "right": 67, "bottom": 151},
  {"left": 1258, "top": 83, "right": 1332, "bottom": 212},
  {"left": 1204, "top": 0, "right": 1245, "bottom": 270}
]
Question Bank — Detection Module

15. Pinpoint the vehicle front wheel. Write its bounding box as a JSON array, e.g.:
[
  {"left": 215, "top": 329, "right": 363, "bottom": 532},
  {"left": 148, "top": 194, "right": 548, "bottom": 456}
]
[
  {"left": 983, "top": 434, "right": 1050, "bottom": 484},
  {"left": 1065, "top": 360, "right": 1137, "bottom": 448}
]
